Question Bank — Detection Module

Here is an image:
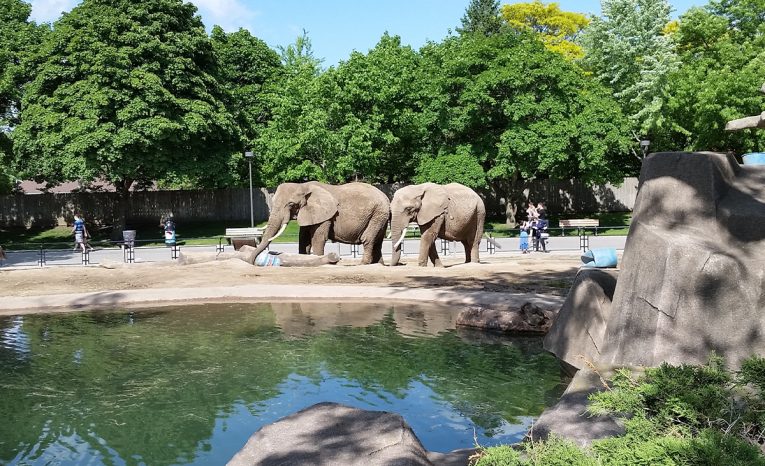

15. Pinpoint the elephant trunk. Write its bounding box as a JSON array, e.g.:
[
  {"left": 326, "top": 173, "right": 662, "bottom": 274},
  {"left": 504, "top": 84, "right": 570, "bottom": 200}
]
[
  {"left": 250, "top": 210, "right": 287, "bottom": 262},
  {"left": 390, "top": 216, "right": 408, "bottom": 266}
]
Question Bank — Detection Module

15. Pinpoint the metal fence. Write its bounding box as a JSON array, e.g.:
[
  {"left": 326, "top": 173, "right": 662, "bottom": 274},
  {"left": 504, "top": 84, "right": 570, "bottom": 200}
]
[{"left": 0, "top": 225, "right": 629, "bottom": 269}]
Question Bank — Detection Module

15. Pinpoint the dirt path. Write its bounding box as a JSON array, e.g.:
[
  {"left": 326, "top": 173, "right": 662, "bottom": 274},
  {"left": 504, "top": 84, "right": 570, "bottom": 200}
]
[{"left": 0, "top": 253, "right": 580, "bottom": 299}]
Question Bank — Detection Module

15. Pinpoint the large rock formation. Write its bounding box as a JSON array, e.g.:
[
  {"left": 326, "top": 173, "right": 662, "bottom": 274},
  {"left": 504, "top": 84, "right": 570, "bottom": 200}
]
[
  {"left": 597, "top": 152, "right": 765, "bottom": 369},
  {"left": 227, "top": 402, "right": 474, "bottom": 466},
  {"left": 544, "top": 269, "right": 617, "bottom": 371}
]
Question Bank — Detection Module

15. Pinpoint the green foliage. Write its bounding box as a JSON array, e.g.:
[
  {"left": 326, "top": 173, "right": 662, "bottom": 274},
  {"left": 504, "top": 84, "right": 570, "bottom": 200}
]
[
  {"left": 419, "top": 31, "right": 632, "bottom": 192},
  {"left": 580, "top": 0, "right": 680, "bottom": 137},
  {"left": 13, "top": 0, "right": 239, "bottom": 195},
  {"left": 210, "top": 26, "right": 282, "bottom": 156},
  {"left": 415, "top": 146, "right": 488, "bottom": 188},
  {"left": 653, "top": 1, "right": 765, "bottom": 153},
  {"left": 477, "top": 357, "right": 765, "bottom": 465},
  {"left": 458, "top": 0, "right": 503, "bottom": 36}
]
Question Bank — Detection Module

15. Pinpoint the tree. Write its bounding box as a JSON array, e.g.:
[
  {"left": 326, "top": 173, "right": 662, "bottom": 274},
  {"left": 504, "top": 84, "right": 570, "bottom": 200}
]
[
  {"left": 579, "top": 0, "right": 680, "bottom": 141},
  {"left": 255, "top": 33, "right": 347, "bottom": 185},
  {"left": 457, "top": 0, "right": 503, "bottom": 36},
  {"left": 0, "top": 0, "right": 48, "bottom": 193},
  {"left": 652, "top": 1, "right": 765, "bottom": 153},
  {"left": 500, "top": 1, "right": 590, "bottom": 60},
  {"left": 418, "top": 32, "right": 632, "bottom": 224},
  {"left": 13, "top": 0, "right": 238, "bottom": 229},
  {"left": 211, "top": 25, "right": 282, "bottom": 185},
  {"left": 323, "top": 33, "right": 429, "bottom": 183}
]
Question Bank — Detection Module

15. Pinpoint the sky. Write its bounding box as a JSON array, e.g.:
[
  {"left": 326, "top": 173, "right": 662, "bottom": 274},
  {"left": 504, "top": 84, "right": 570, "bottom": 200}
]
[{"left": 29, "top": 0, "right": 705, "bottom": 66}]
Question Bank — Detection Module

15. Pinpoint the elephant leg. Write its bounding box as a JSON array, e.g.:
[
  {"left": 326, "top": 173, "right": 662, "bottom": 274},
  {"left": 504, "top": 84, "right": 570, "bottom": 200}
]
[
  {"left": 470, "top": 208, "right": 485, "bottom": 263},
  {"left": 310, "top": 221, "right": 330, "bottom": 256},
  {"left": 462, "top": 240, "right": 472, "bottom": 263},
  {"left": 428, "top": 243, "right": 443, "bottom": 267},
  {"left": 419, "top": 217, "right": 443, "bottom": 267},
  {"left": 299, "top": 227, "right": 311, "bottom": 255},
  {"left": 360, "top": 218, "right": 387, "bottom": 265}
]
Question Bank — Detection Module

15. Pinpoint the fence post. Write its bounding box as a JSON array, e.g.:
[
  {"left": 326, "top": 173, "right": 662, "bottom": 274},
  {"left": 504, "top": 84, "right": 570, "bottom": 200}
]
[
  {"left": 171, "top": 244, "right": 180, "bottom": 260},
  {"left": 440, "top": 238, "right": 448, "bottom": 256},
  {"left": 81, "top": 249, "right": 90, "bottom": 266},
  {"left": 38, "top": 246, "right": 45, "bottom": 267},
  {"left": 123, "top": 245, "right": 135, "bottom": 263},
  {"left": 216, "top": 237, "right": 225, "bottom": 253},
  {"left": 488, "top": 233, "right": 496, "bottom": 255}
]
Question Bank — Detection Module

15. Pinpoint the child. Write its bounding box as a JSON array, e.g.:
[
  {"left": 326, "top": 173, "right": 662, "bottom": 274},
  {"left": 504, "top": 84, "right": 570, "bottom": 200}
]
[
  {"left": 519, "top": 221, "right": 530, "bottom": 254},
  {"left": 72, "top": 214, "right": 91, "bottom": 252}
]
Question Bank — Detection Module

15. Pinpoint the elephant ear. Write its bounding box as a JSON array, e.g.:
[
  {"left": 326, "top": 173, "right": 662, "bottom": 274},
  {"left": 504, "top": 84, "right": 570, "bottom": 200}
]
[
  {"left": 417, "top": 184, "right": 449, "bottom": 225},
  {"left": 297, "top": 185, "right": 338, "bottom": 226}
]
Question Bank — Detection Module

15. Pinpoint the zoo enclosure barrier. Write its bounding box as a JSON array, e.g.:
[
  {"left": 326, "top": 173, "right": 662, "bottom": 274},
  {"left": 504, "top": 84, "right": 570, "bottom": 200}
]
[{"left": 0, "top": 225, "right": 629, "bottom": 268}]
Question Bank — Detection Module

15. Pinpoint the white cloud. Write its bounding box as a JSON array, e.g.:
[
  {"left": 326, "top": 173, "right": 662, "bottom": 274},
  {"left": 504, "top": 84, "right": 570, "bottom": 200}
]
[
  {"left": 30, "top": 0, "right": 80, "bottom": 23},
  {"left": 189, "top": 0, "right": 260, "bottom": 31}
]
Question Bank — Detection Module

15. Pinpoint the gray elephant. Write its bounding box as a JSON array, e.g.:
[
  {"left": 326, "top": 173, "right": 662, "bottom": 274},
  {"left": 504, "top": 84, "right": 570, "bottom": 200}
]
[
  {"left": 390, "top": 183, "right": 486, "bottom": 267},
  {"left": 252, "top": 181, "right": 390, "bottom": 265},
  {"left": 178, "top": 245, "right": 340, "bottom": 267}
]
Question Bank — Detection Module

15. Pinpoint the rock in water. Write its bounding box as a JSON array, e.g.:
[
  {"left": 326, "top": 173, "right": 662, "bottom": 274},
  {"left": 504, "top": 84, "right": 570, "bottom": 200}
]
[{"left": 227, "top": 402, "right": 474, "bottom": 466}]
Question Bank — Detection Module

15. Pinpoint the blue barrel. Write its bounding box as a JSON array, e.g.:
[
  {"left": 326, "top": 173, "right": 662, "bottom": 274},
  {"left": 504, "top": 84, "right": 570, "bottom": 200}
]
[
  {"left": 581, "top": 248, "right": 618, "bottom": 268},
  {"left": 743, "top": 153, "right": 765, "bottom": 165}
]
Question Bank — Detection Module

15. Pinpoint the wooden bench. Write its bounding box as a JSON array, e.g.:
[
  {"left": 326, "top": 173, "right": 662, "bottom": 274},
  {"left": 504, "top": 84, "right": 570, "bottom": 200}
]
[
  {"left": 559, "top": 219, "right": 599, "bottom": 252},
  {"left": 224, "top": 227, "right": 265, "bottom": 251}
]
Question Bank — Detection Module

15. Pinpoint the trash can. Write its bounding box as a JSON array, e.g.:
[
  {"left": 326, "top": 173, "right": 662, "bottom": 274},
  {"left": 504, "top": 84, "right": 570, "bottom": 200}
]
[
  {"left": 581, "top": 247, "right": 618, "bottom": 268},
  {"left": 123, "top": 230, "right": 136, "bottom": 248},
  {"left": 743, "top": 153, "right": 765, "bottom": 165}
]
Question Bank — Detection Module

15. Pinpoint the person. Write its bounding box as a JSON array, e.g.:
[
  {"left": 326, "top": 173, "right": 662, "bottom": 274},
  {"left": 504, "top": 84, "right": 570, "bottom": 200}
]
[
  {"left": 535, "top": 213, "right": 550, "bottom": 253},
  {"left": 536, "top": 202, "right": 547, "bottom": 219},
  {"left": 72, "top": 214, "right": 91, "bottom": 252},
  {"left": 519, "top": 221, "right": 530, "bottom": 254},
  {"left": 526, "top": 201, "right": 538, "bottom": 222},
  {"left": 161, "top": 214, "right": 177, "bottom": 246}
]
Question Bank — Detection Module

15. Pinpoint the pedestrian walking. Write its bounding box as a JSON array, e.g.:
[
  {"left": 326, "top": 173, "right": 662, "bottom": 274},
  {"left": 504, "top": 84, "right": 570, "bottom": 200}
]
[
  {"left": 72, "top": 214, "right": 92, "bottom": 252},
  {"left": 519, "top": 221, "right": 530, "bottom": 254}
]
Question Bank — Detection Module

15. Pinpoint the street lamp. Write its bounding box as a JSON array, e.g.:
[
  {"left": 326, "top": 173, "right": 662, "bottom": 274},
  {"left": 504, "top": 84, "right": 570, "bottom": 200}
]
[
  {"left": 640, "top": 139, "right": 651, "bottom": 158},
  {"left": 244, "top": 151, "right": 255, "bottom": 228}
]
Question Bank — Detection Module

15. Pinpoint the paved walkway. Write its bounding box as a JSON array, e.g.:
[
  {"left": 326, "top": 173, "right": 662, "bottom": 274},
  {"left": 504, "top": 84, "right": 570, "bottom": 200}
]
[{"left": 0, "top": 235, "right": 627, "bottom": 268}]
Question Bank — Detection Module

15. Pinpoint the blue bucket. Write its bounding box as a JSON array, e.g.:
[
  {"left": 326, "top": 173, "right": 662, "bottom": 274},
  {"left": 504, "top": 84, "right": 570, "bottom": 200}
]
[
  {"left": 743, "top": 153, "right": 765, "bottom": 165},
  {"left": 581, "top": 248, "right": 618, "bottom": 268}
]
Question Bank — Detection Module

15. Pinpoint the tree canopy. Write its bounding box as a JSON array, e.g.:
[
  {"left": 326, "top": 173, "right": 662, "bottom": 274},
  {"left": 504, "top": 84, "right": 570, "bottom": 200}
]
[
  {"left": 501, "top": 1, "right": 590, "bottom": 59},
  {"left": 458, "top": 0, "right": 503, "bottom": 36},
  {"left": 13, "top": 0, "right": 239, "bottom": 198},
  {"left": 0, "top": 0, "right": 47, "bottom": 193}
]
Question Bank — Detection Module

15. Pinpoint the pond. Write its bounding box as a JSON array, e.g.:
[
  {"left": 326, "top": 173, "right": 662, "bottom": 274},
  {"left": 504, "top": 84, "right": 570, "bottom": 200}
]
[{"left": 0, "top": 302, "right": 568, "bottom": 465}]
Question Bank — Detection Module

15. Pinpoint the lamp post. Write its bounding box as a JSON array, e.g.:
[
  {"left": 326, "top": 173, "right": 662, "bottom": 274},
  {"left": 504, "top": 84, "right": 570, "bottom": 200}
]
[
  {"left": 640, "top": 139, "right": 651, "bottom": 158},
  {"left": 244, "top": 151, "right": 254, "bottom": 228}
]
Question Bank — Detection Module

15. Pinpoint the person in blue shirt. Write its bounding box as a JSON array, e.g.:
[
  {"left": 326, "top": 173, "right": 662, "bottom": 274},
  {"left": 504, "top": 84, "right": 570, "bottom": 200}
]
[{"left": 72, "top": 214, "right": 91, "bottom": 252}]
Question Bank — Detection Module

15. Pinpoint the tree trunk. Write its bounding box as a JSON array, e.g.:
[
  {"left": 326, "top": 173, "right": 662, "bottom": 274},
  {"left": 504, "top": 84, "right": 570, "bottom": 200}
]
[{"left": 111, "top": 179, "right": 133, "bottom": 240}]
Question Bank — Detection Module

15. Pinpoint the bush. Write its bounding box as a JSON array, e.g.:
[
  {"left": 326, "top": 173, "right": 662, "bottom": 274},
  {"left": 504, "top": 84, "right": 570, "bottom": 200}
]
[{"left": 473, "top": 356, "right": 765, "bottom": 465}]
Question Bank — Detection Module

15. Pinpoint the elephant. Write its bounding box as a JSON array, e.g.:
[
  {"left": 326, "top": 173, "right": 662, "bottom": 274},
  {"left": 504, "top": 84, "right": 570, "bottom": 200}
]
[
  {"left": 252, "top": 181, "right": 390, "bottom": 265},
  {"left": 177, "top": 245, "right": 340, "bottom": 267},
  {"left": 390, "top": 182, "right": 486, "bottom": 267}
]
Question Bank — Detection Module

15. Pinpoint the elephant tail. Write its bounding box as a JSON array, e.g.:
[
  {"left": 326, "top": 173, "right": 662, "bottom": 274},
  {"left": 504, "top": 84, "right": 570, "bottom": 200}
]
[{"left": 483, "top": 233, "right": 502, "bottom": 249}]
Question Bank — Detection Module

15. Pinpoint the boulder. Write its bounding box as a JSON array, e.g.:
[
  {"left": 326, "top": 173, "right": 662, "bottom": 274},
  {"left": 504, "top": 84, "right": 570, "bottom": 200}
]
[
  {"left": 597, "top": 152, "right": 765, "bottom": 369},
  {"left": 544, "top": 269, "right": 617, "bottom": 370},
  {"left": 227, "top": 402, "right": 474, "bottom": 466},
  {"left": 456, "top": 303, "right": 556, "bottom": 334},
  {"left": 529, "top": 368, "right": 624, "bottom": 446}
]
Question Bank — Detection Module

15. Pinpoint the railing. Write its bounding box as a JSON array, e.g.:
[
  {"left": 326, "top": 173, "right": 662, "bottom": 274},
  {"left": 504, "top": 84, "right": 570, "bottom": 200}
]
[{"left": 0, "top": 225, "right": 630, "bottom": 267}]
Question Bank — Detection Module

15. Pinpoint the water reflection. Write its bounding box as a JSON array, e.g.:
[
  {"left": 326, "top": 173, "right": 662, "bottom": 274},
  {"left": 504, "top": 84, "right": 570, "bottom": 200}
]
[{"left": 0, "top": 302, "right": 568, "bottom": 465}]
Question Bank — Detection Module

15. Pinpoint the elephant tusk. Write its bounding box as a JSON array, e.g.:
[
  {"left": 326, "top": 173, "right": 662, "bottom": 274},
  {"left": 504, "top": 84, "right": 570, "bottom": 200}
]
[
  {"left": 393, "top": 230, "right": 407, "bottom": 250},
  {"left": 268, "top": 223, "right": 288, "bottom": 242}
]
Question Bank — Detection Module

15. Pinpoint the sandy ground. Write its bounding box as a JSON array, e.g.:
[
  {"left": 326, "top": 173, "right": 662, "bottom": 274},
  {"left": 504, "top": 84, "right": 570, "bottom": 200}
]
[{"left": 0, "top": 253, "right": 581, "bottom": 299}]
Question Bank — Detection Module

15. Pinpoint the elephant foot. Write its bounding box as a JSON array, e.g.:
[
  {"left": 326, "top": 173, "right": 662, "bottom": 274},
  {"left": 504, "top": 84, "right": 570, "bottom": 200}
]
[{"left": 433, "top": 260, "right": 444, "bottom": 268}]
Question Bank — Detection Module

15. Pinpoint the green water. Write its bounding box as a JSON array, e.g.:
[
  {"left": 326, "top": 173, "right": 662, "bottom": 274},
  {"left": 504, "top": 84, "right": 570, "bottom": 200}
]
[{"left": 0, "top": 302, "right": 568, "bottom": 465}]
